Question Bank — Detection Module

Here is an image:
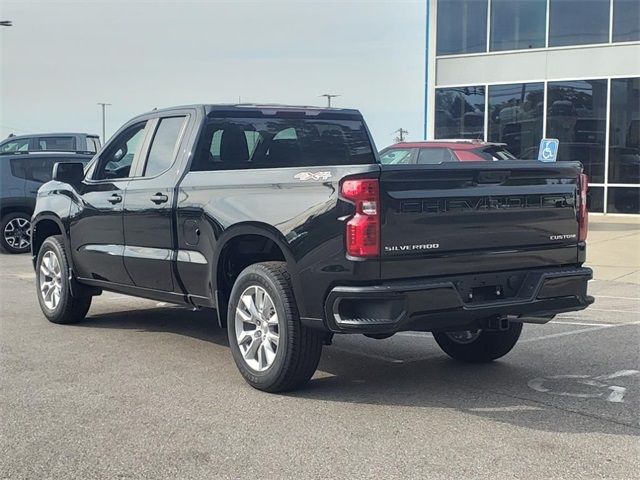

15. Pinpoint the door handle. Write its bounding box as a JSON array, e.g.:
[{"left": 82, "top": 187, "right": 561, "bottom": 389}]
[
  {"left": 108, "top": 194, "right": 123, "bottom": 204},
  {"left": 150, "top": 193, "right": 168, "bottom": 204}
]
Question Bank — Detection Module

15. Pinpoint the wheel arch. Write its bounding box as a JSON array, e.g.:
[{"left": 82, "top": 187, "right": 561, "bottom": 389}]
[
  {"left": 31, "top": 214, "right": 68, "bottom": 267},
  {"left": 212, "top": 222, "right": 302, "bottom": 326}
]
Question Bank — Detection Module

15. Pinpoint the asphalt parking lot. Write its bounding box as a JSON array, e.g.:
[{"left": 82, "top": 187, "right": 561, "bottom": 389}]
[{"left": 1, "top": 248, "right": 639, "bottom": 479}]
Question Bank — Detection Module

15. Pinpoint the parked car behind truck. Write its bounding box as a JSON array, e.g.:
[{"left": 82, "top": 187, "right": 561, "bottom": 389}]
[
  {"left": 31, "top": 104, "right": 593, "bottom": 392},
  {"left": 0, "top": 151, "right": 93, "bottom": 253},
  {"left": 0, "top": 133, "right": 101, "bottom": 154}
]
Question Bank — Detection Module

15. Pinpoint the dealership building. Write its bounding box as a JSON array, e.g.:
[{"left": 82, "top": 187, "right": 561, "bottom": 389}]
[{"left": 425, "top": 0, "right": 640, "bottom": 214}]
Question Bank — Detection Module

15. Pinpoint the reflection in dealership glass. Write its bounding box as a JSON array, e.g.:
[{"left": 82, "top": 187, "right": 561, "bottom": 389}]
[
  {"left": 488, "top": 83, "right": 544, "bottom": 159},
  {"left": 435, "top": 86, "right": 486, "bottom": 140},
  {"left": 547, "top": 80, "right": 607, "bottom": 183}
]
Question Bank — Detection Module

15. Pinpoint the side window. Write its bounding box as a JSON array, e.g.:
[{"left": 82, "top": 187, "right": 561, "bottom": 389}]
[
  {"left": 143, "top": 116, "right": 186, "bottom": 177},
  {"left": 37, "top": 136, "right": 76, "bottom": 151},
  {"left": 10, "top": 159, "right": 28, "bottom": 179},
  {"left": 28, "top": 158, "right": 56, "bottom": 183},
  {"left": 379, "top": 148, "right": 416, "bottom": 165},
  {"left": 93, "top": 122, "right": 147, "bottom": 180},
  {"left": 417, "top": 148, "right": 457, "bottom": 164},
  {"left": 190, "top": 117, "right": 375, "bottom": 171},
  {"left": 1, "top": 139, "right": 30, "bottom": 153}
]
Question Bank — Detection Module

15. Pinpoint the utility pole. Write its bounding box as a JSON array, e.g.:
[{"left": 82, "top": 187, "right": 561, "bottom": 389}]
[
  {"left": 394, "top": 128, "right": 408, "bottom": 143},
  {"left": 97, "top": 102, "right": 111, "bottom": 144},
  {"left": 320, "top": 94, "right": 339, "bottom": 108}
]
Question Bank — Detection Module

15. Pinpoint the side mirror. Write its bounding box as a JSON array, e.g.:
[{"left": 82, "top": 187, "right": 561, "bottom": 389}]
[{"left": 53, "top": 162, "right": 85, "bottom": 185}]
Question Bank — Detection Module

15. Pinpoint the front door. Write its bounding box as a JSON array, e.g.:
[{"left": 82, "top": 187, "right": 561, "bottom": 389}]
[
  {"left": 122, "top": 115, "right": 189, "bottom": 291},
  {"left": 70, "top": 121, "right": 149, "bottom": 285}
]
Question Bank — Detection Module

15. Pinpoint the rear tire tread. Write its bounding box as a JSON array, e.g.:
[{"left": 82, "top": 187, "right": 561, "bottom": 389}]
[{"left": 228, "top": 261, "right": 323, "bottom": 392}]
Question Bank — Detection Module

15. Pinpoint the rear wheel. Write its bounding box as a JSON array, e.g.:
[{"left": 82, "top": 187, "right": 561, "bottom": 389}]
[
  {"left": 432, "top": 321, "right": 523, "bottom": 363},
  {"left": 227, "top": 262, "right": 323, "bottom": 392},
  {"left": 1, "top": 212, "right": 32, "bottom": 254},
  {"left": 36, "top": 235, "right": 91, "bottom": 324}
]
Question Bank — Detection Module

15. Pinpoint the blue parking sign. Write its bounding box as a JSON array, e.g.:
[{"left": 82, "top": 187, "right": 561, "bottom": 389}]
[{"left": 538, "top": 138, "right": 559, "bottom": 162}]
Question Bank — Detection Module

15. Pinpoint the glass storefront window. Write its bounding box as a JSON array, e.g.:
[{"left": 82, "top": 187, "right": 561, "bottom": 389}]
[
  {"left": 436, "top": 0, "right": 488, "bottom": 55},
  {"left": 613, "top": 0, "right": 640, "bottom": 42},
  {"left": 608, "top": 187, "right": 640, "bottom": 214},
  {"left": 588, "top": 186, "right": 605, "bottom": 213},
  {"left": 488, "top": 83, "right": 544, "bottom": 158},
  {"left": 609, "top": 78, "right": 640, "bottom": 185},
  {"left": 547, "top": 80, "right": 608, "bottom": 183},
  {"left": 490, "top": 0, "right": 546, "bottom": 52},
  {"left": 435, "top": 86, "right": 486, "bottom": 139},
  {"left": 549, "top": 0, "right": 610, "bottom": 47}
]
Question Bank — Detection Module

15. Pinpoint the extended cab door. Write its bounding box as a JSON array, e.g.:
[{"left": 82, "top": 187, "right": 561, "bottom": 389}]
[
  {"left": 70, "top": 121, "right": 150, "bottom": 285},
  {"left": 121, "top": 114, "right": 190, "bottom": 292}
]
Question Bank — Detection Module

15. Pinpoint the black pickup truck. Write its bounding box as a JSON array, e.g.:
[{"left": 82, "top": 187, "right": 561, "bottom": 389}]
[{"left": 31, "top": 104, "right": 593, "bottom": 392}]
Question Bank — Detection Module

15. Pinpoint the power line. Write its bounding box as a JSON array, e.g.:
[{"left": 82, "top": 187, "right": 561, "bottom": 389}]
[{"left": 394, "top": 128, "right": 408, "bottom": 143}]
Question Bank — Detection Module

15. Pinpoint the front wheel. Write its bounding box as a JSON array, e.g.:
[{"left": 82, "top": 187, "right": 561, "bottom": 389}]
[
  {"left": 36, "top": 235, "right": 91, "bottom": 324},
  {"left": 433, "top": 321, "right": 523, "bottom": 363},
  {"left": 227, "top": 262, "right": 323, "bottom": 392}
]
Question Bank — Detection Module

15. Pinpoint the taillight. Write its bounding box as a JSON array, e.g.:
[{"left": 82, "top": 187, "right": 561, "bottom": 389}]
[
  {"left": 341, "top": 178, "right": 380, "bottom": 258},
  {"left": 578, "top": 173, "right": 589, "bottom": 242}
]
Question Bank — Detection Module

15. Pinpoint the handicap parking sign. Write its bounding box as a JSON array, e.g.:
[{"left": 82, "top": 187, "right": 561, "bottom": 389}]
[{"left": 538, "top": 138, "right": 559, "bottom": 162}]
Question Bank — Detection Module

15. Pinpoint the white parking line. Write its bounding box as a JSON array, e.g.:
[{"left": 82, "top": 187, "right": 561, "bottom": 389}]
[
  {"left": 521, "top": 321, "right": 640, "bottom": 343},
  {"left": 587, "top": 308, "right": 639, "bottom": 314},
  {"left": 550, "top": 320, "right": 616, "bottom": 327},
  {"left": 593, "top": 295, "right": 639, "bottom": 301}
]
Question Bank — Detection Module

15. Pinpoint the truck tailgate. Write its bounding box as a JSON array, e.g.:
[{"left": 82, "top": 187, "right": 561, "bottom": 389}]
[{"left": 379, "top": 161, "right": 583, "bottom": 280}]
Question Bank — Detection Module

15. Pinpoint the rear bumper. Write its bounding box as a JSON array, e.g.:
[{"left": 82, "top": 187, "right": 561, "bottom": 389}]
[{"left": 323, "top": 267, "right": 593, "bottom": 334}]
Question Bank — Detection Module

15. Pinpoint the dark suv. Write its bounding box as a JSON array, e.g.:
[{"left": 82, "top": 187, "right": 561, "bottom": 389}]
[{"left": 1, "top": 152, "right": 93, "bottom": 253}]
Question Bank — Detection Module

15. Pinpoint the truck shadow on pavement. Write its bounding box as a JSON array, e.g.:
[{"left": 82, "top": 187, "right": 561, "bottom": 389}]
[{"left": 78, "top": 305, "right": 638, "bottom": 437}]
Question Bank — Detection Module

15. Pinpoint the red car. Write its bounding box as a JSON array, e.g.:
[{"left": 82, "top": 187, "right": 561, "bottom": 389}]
[{"left": 378, "top": 140, "right": 517, "bottom": 165}]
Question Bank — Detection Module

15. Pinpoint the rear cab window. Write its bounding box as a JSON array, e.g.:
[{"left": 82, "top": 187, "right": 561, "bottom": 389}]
[
  {"left": 37, "top": 136, "right": 76, "bottom": 151},
  {"left": 191, "top": 116, "right": 375, "bottom": 171}
]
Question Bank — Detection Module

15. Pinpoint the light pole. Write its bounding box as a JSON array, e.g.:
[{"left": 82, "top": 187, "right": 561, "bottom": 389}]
[
  {"left": 97, "top": 102, "right": 111, "bottom": 144},
  {"left": 320, "top": 94, "right": 340, "bottom": 108}
]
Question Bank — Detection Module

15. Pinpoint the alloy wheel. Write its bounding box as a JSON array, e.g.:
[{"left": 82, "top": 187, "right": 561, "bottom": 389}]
[
  {"left": 39, "top": 251, "right": 62, "bottom": 310},
  {"left": 4, "top": 217, "right": 31, "bottom": 250},
  {"left": 234, "top": 285, "right": 280, "bottom": 372}
]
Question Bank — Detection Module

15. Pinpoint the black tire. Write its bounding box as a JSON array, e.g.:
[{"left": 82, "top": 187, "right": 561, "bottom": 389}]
[
  {"left": 433, "top": 321, "right": 523, "bottom": 363},
  {"left": 1, "top": 212, "right": 32, "bottom": 254},
  {"left": 35, "top": 235, "right": 91, "bottom": 324},
  {"left": 227, "top": 262, "right": 323, "bottom": 392}
]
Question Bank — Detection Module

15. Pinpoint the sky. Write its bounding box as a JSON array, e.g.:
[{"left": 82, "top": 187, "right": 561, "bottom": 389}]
[{"left": 0, "top": 0, "right": 426, "bottom": 148}]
